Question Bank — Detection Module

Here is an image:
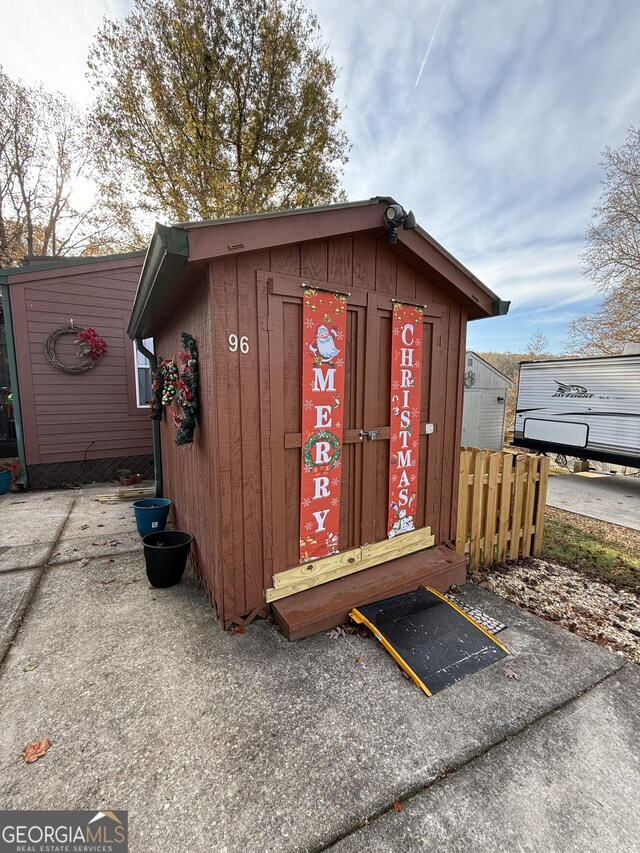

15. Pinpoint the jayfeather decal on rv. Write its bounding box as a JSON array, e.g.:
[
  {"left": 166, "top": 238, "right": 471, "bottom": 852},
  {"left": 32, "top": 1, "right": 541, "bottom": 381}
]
[{"left": 513, "top": 354, "right": 640, "bottom": 467}]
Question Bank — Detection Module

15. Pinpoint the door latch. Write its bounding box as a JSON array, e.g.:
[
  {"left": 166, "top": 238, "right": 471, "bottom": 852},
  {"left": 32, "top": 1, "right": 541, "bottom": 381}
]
[{"left": 359, "top": 429, "right": 380, "bottom": 441}]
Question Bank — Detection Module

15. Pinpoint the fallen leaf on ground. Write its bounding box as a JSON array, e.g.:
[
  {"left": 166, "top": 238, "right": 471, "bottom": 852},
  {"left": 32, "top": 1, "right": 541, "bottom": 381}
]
[
  {"left": 326, "top": 627, "right": 348, "bottom": 639},
  {"left": 392, "top": 802, "right": 404, "bottom": 812},
  {"left": 23, "top": 662, "right": 39, "bottom": 672},
  {"left": 356, "top": 656, "right": 364, "bottom": 664},
  {"left": 22, "top": 738, "right": 52, "bottom": 763},
  {"left": 233, "top": 626, "right": 246, "bottom": 634},
  {"left": 503, "top": 667, "right": 520, "bottom": 680}
]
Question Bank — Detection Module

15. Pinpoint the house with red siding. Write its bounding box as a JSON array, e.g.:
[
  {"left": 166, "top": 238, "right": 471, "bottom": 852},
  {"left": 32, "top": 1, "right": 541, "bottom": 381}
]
[{"left": 0, "top": 252, "right": 153, "bottom": 488}]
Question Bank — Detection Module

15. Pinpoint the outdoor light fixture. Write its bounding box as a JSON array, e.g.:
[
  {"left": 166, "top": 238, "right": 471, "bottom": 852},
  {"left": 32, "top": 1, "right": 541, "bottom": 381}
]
[{"left": 383, "top": 203, "right": 417, "bottom": 243}]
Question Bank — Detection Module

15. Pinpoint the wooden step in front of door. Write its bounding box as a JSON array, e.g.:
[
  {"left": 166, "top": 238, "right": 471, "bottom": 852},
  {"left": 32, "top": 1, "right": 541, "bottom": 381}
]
[{"left": 271, "top": 545, "right": 467, "bottom": 641}]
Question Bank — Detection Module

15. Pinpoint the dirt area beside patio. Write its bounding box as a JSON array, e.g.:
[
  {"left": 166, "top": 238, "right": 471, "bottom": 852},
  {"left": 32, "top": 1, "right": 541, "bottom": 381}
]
[{"left": 471, "top": 557, "right": 640, "bottom": 665}]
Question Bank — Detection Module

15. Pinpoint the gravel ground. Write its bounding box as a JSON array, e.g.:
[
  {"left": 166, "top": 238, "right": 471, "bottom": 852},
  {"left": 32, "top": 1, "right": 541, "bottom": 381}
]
[{"left": 470, "top": 558, "right": 640, "bottom": 664}]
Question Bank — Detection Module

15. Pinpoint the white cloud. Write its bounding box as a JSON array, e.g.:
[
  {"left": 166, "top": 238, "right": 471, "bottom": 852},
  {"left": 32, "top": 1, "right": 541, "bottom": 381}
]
[
  {"left": 308, "top": 0, "right": 640, "bottom": 351},
  {"left": 3, "top": 0, "right": 639, "bottom": 352},
  {"left": 0, "top": 0, "right": 128, "bottom": 101}
]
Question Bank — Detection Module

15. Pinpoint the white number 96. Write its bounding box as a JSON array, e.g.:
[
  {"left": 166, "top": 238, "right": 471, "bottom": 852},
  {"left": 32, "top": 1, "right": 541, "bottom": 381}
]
[{"left": 228, "top": 334, "right": 249, "bottom": 354}]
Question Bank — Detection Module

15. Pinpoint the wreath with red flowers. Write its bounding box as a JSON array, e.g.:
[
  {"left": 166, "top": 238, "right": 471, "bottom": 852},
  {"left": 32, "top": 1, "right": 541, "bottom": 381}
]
[
  {"left": 149, "top": 332, "right": 199, "bottom": 446},
  {"left": 45, "top": 324, "right": 108, "bottom": 372}
]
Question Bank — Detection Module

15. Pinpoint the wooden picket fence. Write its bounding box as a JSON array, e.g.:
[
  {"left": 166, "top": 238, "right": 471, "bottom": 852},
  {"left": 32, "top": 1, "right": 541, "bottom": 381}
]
[{"left": 456, "top": 449, "right": 549, "bottom": 569}]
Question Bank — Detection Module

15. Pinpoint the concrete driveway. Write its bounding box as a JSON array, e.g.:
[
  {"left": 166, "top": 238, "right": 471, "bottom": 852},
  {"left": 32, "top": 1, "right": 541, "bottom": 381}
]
[
  {"left": 547, "top": 471, "right": 640, "bottom": 530},
  {"left": 1, "top": 486, "right": 638, "bottom": 852}
]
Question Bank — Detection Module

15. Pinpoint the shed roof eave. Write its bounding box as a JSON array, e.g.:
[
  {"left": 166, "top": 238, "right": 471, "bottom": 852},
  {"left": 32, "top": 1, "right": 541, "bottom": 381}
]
[
  {"left": 178, "top": 196, "right": 503, "bottom": 313},
  {"left": 466, "top": 351, "right": 515, "bottom": 386},
  {"left": 128, "top": 197, "right": 510, "bottom": 333},
  {"left": 127, "top": 223, "right": 189, "bottom": 340}
]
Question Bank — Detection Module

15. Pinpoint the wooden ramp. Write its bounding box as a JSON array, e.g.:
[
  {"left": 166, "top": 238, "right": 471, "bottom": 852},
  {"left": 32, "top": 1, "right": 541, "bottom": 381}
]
[{"left": 271, "top": 545, "right": 467, "bottom": 641}]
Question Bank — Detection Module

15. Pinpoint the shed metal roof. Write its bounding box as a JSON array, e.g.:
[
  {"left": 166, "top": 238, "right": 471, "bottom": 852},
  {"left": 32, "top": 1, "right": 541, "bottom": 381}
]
[{"left": 128, "top": 196, "right": 510, "bottom": 340}]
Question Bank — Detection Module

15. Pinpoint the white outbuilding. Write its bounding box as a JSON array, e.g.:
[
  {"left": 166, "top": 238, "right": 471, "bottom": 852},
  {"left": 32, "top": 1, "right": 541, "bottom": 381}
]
[{"left": 461, "top": 352, "right": 513, "bottom": 451}]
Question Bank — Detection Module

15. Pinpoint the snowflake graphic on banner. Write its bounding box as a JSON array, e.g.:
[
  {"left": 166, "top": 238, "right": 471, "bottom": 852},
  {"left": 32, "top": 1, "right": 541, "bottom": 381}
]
[
  {"left": 299, "top": 286, "right": 348, "bottom": 562},
  {"left": 387, "top": 300, "right": 423, "bottom": 539}
]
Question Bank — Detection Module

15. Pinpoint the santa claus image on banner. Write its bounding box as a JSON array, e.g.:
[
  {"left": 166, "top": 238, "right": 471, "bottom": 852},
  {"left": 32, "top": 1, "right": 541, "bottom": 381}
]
[{"left": 309, "top": 324, "right": 340, "bottom": 363}]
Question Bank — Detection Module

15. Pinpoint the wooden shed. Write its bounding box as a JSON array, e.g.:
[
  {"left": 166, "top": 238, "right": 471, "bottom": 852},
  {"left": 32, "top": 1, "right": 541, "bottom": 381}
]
[
  {"left": 461, "top": 352, "right": 513, "bottom": 451},
  {"left": 1, "top": 252, "right": 153, "bottom": 488},
  {"left": 128, "top": 198, "right": 509, "bottom": 639}
]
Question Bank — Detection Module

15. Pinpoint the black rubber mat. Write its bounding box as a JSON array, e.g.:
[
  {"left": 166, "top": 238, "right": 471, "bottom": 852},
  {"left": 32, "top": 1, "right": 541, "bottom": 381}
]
[{"left": 351, "top": 586, "right": 509, "bottom": 696}]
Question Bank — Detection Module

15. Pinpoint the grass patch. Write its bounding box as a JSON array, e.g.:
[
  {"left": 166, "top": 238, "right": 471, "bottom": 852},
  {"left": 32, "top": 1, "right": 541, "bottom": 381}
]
[{"left": 542, "top": 515, "right": 640, "bottom": 590}]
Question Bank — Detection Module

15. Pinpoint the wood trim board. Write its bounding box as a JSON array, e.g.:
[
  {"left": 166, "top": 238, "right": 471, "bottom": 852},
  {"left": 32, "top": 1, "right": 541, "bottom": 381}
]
[{"left": 266, "top": 526, "right": 435, "bottom": 602}]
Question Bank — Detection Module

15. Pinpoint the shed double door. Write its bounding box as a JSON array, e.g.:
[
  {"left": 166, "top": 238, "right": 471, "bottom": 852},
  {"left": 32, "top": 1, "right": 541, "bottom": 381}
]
[{"left": 265, "top": 273, "right": 445, "bottom": 578}]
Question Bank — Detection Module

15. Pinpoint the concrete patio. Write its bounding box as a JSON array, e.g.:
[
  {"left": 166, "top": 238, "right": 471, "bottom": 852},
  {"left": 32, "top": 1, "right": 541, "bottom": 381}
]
[
  {"left": 547, "top": 470, "right": 640, "bottom": 530},
  {"left": 0, "top": 486, "right": 638, "bottom": 852}
]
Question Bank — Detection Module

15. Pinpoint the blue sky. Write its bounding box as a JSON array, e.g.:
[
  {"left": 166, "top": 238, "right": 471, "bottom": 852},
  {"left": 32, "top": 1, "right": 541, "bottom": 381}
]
[{"left": 3, "top": 0, "right": 640, "bottom": 353}]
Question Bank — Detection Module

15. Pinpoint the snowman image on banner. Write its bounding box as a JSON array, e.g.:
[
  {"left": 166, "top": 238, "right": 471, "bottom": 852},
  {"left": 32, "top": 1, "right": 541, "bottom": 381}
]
[
  {"left": 309, "top": 323, "right": 340, "bottom": 363},
  {"left": 388, "top": 501, "right": 416, "bottom": 538}
]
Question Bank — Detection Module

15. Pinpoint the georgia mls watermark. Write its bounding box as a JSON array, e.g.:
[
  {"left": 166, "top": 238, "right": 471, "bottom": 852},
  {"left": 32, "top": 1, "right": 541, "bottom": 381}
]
[{"left": 0, "top": 810, "right": 128, "bottom": 853}]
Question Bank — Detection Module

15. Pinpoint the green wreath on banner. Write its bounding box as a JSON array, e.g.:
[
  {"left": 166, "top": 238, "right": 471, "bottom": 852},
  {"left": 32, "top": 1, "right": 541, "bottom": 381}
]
[{"left": 303, "top": 430, "right": 341, "bottom": 472}]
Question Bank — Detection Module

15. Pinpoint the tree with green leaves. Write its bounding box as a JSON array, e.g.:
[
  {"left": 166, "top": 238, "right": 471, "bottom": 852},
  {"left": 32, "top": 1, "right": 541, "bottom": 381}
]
[
  {"left": 88, "top": 0, "right": 349, "bottom": 224},
  {"left": 568, "top": 127, "right": 640, "bottom": 354}
]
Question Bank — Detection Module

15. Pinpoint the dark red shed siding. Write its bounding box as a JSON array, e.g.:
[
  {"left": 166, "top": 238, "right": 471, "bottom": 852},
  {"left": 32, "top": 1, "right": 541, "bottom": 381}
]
[
  {"left": 152, "top": 235, "right": 468, "bottom": 628},
  {"left": 151, "top": 267, "right": 222, "bottom": 615},
  {"left": 8, "top": 255, "right": 152, "bottom": 471}
]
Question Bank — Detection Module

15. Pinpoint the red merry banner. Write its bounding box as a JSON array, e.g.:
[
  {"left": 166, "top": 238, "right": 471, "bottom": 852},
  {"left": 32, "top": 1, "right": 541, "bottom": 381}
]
[
  {"left": 388, "top": 301, "right": 424, "bottom": 538},
  {"left": 300, "top": 287, "right": 348, "bottom": 563}
]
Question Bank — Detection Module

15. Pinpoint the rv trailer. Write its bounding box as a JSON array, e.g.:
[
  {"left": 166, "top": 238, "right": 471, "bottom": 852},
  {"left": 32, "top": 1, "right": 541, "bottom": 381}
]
[{"left": 513, "top": 354, "right": 640, "bottom": 468}]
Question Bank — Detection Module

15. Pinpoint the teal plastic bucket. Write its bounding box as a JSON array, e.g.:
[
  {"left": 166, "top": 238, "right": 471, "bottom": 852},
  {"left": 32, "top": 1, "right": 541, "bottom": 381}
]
[
  {"left": 133, "top": 498, "right": 172, "bottom": 537},
  {"left": 0, "top": 470, "right": 11, "bottom": 495}
]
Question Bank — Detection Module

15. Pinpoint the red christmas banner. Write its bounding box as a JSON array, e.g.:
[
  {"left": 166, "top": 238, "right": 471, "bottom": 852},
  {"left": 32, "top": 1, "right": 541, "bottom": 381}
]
[
  {"left": 388, "top": 301, "right": 424, "bottom": 538},
  {"left": 300, "top": 287, "right": 348, "bottom": 563}
]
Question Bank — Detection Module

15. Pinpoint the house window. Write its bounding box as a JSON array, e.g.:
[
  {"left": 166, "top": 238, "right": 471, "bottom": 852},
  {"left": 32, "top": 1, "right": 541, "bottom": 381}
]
[{"left": 134, "top": 338, "right": 154, "bottom": 408}]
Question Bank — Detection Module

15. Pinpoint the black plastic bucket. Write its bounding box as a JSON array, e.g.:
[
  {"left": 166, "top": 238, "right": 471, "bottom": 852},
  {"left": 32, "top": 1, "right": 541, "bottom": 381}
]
[{"left": 142, "top": 530, "right": 193, "bottom": 588}]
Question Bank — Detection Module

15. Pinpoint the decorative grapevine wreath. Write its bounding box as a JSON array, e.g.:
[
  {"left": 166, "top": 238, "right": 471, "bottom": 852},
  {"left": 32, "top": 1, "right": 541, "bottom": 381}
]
[
  {"left": 45, "top": 324, "right": 108, "bottom": 373},
  {"left": 302, "top": 430, "right": 341, "bottom": 472},
  {"left": 149, "top": 332, "right": 199, "bottom": 446}
]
